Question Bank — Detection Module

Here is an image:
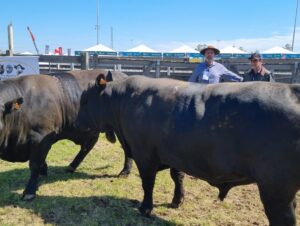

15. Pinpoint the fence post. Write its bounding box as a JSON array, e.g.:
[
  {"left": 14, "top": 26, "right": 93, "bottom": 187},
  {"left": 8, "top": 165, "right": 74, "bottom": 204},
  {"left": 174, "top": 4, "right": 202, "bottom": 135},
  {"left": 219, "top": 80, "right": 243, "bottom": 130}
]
[
  {"left": 167, "top": 66, "right": 171, "bottom": 76},
  {"left": 117, "top": 64, "right": 122, "bottom": 72},
  {"left": 81, "top": 52, "right": 90, "bottom": 70},
  {"left": 292, "top": 62, "right": 300, "bottom": 83},
  {"left": 93, "top": 53, "right": 98, "bottom": 69},
  {"left": 155, "top": 59, "right": 160, "bottom": 78}
]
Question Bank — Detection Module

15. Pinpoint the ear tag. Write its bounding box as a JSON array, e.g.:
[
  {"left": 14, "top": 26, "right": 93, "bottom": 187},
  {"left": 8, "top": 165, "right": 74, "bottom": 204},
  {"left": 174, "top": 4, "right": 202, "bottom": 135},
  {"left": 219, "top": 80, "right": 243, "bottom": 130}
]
[
  {"left": 99, "top": 79, "right": 107, "bottom": 85},
  {"left": 13, "top": 102, "right": 21, "bottom": 110}
]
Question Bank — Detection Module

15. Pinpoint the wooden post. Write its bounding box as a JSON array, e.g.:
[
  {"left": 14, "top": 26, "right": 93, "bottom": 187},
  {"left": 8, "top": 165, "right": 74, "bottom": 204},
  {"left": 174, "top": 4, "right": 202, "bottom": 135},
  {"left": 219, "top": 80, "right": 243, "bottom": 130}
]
[
  {"left": 7, "top": 24, "right": 13, "bottom": 56},
  {"left": 81, "top": 52, "right": 90, "bottom": 70},
  {"left": 292, "top": 62, "right": 300, "bottom": 83},
  {"left": 167, "top": 66, "right": 171, "bottom": 76},
  {"left": 155, "top": 59, "right": 160, "bottom": 78},
  {"left": 117, "top": 64, "right": 122, "bottom": 72},
  {"left": 93, "top": 53, "right": 98, "bottom": 69}
]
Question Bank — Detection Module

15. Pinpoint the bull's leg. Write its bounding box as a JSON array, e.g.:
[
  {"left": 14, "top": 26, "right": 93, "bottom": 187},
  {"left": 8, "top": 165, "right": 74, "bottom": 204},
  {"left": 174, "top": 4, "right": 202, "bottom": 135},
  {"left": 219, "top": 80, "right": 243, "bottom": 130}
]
[
  {"left": 137, "top": 163, "right": 158, "bottom": 217},
  {"left": 118, "top": 155, "right": 133, "bottom": 177},
  {"left": 118, "top": 138, "right": 133, "bottom": 177},
  {"left": 39, "top": 162, "right": 48, "bottom": 176},
  {"left": 22, "top": 138, "right": 53, "bottom": 201},
  {"left": 170, "top": 168, "right": 185, "bottom": 208},
  {"left": 66, "top": 146, "right": 91, "bottom": 173},
  {"left": 258, "top": 184, "right": 297, "bottom": 226},
  {"left": 66, "top": 135, "right": 98, "bottom": 173}
]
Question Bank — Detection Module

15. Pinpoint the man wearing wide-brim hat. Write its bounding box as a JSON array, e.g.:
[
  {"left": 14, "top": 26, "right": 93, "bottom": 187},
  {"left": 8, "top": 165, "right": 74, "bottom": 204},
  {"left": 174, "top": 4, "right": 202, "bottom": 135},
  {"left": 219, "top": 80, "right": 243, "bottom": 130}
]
[{"left": 189, "top": 45, "right": 243, "bottom": 84}]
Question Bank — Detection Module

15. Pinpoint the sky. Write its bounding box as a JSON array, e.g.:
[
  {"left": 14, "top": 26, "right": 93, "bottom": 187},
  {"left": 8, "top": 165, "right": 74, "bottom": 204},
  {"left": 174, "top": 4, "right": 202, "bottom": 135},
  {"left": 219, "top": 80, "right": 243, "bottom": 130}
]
[{"left": 0, "top": 0, "right": 299, "bottom": 54}]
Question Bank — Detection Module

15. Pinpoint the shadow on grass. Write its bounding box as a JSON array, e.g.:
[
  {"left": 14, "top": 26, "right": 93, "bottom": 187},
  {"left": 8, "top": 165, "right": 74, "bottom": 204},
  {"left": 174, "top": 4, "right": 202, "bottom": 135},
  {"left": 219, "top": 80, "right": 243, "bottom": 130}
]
[
  {"left": 0, "top": 167, "right": 176, "bottom": 226},
  {"left": 0, "top": 166, "right": 119, "bottom": 193}
]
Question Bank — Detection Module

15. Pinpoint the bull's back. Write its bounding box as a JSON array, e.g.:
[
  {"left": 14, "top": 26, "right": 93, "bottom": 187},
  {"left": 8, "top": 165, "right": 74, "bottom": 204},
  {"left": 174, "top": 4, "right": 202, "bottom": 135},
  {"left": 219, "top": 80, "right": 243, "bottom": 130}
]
[{"left": 115, "top": 78, "right": 300, "bottom": 182}]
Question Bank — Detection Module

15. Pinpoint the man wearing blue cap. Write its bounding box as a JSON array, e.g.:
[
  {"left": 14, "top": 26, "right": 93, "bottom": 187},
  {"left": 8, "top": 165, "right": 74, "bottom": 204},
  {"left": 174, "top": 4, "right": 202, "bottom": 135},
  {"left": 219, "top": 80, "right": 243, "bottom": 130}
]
[
  {"left": 243, "top": 53, "right": 274, "bottom": 82},
  {"left": 189, "top": 45, "right": 243, "bottom": 84}
]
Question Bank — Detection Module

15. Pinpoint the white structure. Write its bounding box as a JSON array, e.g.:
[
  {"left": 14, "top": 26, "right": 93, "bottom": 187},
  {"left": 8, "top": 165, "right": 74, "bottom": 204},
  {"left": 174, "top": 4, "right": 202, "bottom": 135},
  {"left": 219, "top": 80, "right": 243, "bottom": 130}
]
[
  {"left": 220, "top": 46, "right": 247, "bottom": 54},
  {"left": 20, "top": 51, "right": 34, "bottom": 55},
  {"left": 83, "top": 44, "right": 116, "bottom": 52},
  {"left": 170, "top": 45, "right": 198, "bottom": 53},
  {"left": 262, "top": 46, "right": 295, "bottom": 54},
  {"left": 127, "top": 44, "right": 158, "bottom": 52}
]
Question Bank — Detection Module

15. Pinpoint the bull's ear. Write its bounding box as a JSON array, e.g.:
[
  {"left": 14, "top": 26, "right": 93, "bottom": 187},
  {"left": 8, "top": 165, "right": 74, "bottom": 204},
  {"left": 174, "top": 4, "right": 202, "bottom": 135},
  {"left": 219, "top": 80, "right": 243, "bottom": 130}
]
[
  {"left": 96, "top": 73, "right": 107, "bottom": 89},
  {"left": 4, "top": 97, "right": 23, "bottom": 114},
  {"left": 106, "top": 71, "right": 113, "bottom": 82}
]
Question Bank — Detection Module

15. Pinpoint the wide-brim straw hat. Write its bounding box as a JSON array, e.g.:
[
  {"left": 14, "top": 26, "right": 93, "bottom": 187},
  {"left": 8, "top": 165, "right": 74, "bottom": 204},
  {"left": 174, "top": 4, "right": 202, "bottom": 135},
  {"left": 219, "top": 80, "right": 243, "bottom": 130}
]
[{"left": 200, "top": 45, "right": 220, "bottom": 55}]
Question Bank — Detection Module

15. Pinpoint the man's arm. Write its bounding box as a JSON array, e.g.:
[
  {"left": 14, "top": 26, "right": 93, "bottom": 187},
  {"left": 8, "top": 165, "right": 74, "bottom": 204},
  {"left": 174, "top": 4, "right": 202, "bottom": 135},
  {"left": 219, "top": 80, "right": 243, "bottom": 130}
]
[
  {"left": 188, "top": 64, "right": 202, "bottom": 82},
  {"left": 220, "top": 65, "right": 243, "bottom": 82}
]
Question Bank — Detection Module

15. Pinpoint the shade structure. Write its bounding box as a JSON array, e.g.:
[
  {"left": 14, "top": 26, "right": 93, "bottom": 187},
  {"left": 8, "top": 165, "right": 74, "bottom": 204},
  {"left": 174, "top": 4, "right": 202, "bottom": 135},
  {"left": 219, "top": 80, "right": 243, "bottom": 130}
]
[
  {"left": 170, "top": 45, "right": 198, "bottom": 53},
  {"left": 127, "top": 44, "right": 158, "bottom": 52},
  {"left": 83, "top": 44, "right": 116, "bottom": 52},
  {"left": 220, "top": 46, "right": 247, "bottom": 54},
  {"left": 120, "top": 44, "right": 161, "bottom": 57}
]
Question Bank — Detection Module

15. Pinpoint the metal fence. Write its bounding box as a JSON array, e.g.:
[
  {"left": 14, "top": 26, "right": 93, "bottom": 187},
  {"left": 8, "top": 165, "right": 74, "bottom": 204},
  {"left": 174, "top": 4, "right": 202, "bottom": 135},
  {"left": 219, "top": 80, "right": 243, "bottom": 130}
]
[{"left": 39, "top": 54, "right": 300, "bottom": 83}]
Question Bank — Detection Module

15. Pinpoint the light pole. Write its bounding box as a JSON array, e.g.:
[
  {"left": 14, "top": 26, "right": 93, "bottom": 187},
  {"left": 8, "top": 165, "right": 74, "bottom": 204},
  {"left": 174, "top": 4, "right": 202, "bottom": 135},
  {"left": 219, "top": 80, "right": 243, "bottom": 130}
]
[
  {"left": 96, "top": 0, "right": 100, "bottom": 45},
  {"left": 292, "top": 0, "right": 299, "bottom": 51}
]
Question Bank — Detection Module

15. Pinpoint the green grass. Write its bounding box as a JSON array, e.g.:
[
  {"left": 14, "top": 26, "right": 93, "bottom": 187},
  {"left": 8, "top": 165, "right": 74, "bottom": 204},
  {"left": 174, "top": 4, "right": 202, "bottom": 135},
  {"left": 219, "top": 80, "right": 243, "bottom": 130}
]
[{"left": 0, "top": 135, "right": 298, "bottom": 225}]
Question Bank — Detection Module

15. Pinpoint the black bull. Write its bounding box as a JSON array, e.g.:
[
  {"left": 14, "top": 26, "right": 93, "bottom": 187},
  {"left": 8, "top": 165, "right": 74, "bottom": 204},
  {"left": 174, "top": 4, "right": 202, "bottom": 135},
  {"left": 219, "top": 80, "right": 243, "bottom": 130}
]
[
  {"left": 0, "top": 70, "right": 133, "bottom": 200},
  {"left": 76, "top": 74, "right": 300, "bottom": 225}
]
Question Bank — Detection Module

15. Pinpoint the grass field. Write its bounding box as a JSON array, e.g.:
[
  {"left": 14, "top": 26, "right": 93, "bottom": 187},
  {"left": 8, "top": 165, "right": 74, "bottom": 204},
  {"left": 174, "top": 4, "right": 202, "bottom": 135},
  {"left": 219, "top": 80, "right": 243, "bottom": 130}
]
[{"left": 0, "top": 135, "right": 299, "bottom": 226}]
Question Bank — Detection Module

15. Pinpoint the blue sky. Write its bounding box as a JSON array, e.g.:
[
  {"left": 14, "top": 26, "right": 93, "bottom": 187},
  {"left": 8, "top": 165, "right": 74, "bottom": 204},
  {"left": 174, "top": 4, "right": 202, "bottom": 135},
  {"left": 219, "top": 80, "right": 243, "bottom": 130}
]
[{"left": 0, "top": 0, "right": 298, "bottom": 53}]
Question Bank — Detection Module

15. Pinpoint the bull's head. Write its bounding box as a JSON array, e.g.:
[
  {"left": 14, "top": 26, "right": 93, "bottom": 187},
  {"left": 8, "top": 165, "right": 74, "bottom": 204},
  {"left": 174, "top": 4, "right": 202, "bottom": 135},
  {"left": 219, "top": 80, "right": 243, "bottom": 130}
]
[
  {"left": 76, "top": 71, "right": 113, "bottom": 133},
  {"left": 95, "top": 70, "right": 113, "bottom": 90}
]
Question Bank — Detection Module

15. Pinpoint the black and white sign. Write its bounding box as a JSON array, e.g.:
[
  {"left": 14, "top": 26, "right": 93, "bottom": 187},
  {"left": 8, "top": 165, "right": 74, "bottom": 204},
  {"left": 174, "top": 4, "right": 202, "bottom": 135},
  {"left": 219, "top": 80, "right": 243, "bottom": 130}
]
[{"left": 0, "top": 56, "right": 39, "bottom": 80}]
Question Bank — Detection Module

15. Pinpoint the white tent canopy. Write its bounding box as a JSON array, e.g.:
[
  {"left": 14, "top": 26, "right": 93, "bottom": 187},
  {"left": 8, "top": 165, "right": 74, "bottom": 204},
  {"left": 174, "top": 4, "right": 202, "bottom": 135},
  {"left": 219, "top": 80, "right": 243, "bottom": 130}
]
[
  {"left": 20, "top": 51, "right": 34, "bottom": 55},
  {"left": 220, "top": 46, "right": 247, "bottom": 54},
  {"left": 170, "top": 45, "right": 198, "bottom": 53},
  {"left": 262, "top": 46, "right": 295, "bottom": 54},
  {"left": 83, "top": 44, "right": 115, "bottom": 52},
  {"left": 127, "top": 44, "right": 157, "bottom": 52}
]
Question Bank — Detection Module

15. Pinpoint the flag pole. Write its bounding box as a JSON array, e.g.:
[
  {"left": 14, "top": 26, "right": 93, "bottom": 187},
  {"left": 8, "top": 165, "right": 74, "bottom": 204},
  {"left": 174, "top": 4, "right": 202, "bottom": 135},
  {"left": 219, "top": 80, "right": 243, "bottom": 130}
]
[
  {"left": 96, "top": 0, "right": 100, "bottom": 45},
  {"left": 27, "top": 26, "right": 39, "bottom": 55},
  {"left": 292, "top": 0, "right": 299, "bottom": 51}
]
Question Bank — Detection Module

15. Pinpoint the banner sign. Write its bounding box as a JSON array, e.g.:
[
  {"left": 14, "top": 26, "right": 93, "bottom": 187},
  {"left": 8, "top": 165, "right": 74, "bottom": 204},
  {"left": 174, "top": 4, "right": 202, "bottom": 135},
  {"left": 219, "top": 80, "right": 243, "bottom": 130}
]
[{"left": 0, "top": 56, "right": 40, "bottom": 80}]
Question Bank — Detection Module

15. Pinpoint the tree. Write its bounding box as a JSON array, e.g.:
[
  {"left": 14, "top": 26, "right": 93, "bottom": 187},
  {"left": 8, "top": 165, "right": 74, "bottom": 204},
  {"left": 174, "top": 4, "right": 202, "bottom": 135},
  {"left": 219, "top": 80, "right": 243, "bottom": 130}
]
[
  {"left": 284, "top": 44, "right": 292, "bottom": 51},
  {"left": 195, "top": 44, "right": 207, "bottom": 52}
]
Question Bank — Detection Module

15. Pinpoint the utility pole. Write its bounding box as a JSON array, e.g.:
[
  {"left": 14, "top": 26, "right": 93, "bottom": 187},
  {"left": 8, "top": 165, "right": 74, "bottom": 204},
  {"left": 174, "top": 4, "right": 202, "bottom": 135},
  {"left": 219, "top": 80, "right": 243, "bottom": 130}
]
[
  {"left": 292, "top": 0, "right": 299, "bottom": 51},
  {"left": 96, "top": 0, "right": 100, "bottom": 45},
  {"left": 110, "top": 26, "right": 114, "bottom": 49},
  {"left": 7, "top": 23, "right": 14, "bottom": 56}
]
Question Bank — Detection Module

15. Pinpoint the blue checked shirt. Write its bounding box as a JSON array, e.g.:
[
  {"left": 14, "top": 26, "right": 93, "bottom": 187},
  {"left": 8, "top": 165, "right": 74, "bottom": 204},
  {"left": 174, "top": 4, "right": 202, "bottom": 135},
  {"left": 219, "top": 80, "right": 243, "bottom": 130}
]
[{"left": 189, "top": 61, "right": 243, "bottom": 84}]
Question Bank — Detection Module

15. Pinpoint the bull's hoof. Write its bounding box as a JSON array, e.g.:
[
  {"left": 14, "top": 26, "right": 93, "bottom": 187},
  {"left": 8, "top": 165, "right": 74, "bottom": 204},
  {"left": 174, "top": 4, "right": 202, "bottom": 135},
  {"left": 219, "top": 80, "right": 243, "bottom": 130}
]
[
  {"left": 169, "top": 198, "right": 184, "bottom": 208},
  {"left": 118, "top": 170, "right": 130, "bottom": 178},
  {"left": 21, "top": 193, "right": 36, "bottom": 201},
  {"left": 138, "top": 206, "right": 152, "bottom": 217},
  {"left": 65, "top": 165, "right": 76, "bottom": 173}
]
